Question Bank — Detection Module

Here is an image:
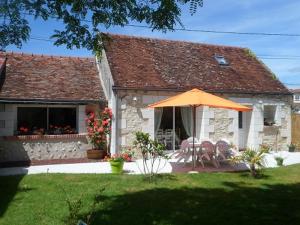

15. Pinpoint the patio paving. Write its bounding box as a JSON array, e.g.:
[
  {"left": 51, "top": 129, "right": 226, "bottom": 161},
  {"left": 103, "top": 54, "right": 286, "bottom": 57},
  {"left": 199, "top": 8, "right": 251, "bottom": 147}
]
[{"left": 0, "top": 151, "right": 300, "bottom": 176}]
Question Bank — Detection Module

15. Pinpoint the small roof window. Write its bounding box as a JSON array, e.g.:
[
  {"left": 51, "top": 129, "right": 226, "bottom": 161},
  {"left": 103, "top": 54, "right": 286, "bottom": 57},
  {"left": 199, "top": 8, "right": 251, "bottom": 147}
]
[{"left": 214, "top": 55, "right": 229, "bottom": 66}]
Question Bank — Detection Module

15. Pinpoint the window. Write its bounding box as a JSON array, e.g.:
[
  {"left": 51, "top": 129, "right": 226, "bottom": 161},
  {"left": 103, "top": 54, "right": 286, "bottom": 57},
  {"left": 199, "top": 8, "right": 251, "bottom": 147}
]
[
  {"left": 0, "top": 120, "right": 5, "bottom": 128},
  {"left": 294, "top": 95, "right": 300, "bottom": 101},
  {"left": 18, "top": 107, "right": 47, "bottom": 134},
  {"left": 264, "top": 105, "right": 276, "bottom": 126},
  {"left": 214, "top": 55, "right": 229, "bottom": 66},
  {"left": 0, "top": 104, "right": 5, "bottom": 112},
  {"left": 17, "top": 107, "right": 77, "bottom": 135},
  {"left": 238, "top": 111, "right": 243, "bottom": 129},
  {"left": 49, "top": 108, "right": 77, "bottom": 134}
]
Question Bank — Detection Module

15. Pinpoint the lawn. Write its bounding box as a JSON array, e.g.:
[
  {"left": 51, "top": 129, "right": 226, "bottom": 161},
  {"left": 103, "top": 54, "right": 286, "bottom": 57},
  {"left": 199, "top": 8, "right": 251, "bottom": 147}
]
[{"left": 1, "top": 165, "right": 300, "bottom": 225}]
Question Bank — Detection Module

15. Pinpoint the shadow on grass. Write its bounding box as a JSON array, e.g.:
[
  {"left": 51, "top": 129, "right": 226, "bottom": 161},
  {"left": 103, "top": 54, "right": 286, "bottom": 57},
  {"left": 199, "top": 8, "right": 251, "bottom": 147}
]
[
  {"left": 0, "top": 175, "right": 27, "bottom": 216},
  {"left": 238, "top": 172, "right": 271, "bottom": 180},
  {"left": 85, "top": 182, "right": 300, "bottom": 225}
]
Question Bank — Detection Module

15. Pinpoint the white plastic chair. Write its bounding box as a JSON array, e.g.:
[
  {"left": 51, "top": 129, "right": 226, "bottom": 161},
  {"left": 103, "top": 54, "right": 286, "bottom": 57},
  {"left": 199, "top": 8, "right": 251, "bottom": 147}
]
[
  {"left": 200, "top": 140, "right": 219, "bottom": 168},
  {"left": 174, "top": 139, "right": 193, "bottom": 165},
  {"left": 215, "top": 140, "right": 230, "bottom": 162}
]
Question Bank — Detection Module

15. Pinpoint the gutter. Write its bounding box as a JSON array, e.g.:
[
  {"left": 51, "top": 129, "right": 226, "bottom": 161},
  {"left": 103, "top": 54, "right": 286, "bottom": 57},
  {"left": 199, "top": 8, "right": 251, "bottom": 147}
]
[{"left": 112, "top": 86, "right": 292, "bottom": 96}]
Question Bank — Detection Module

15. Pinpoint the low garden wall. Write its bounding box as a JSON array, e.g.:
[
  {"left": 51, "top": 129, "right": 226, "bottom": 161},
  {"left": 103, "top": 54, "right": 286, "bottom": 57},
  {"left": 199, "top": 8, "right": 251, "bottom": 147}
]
[{"left": 0, "top": 134, "right": 91, "bottom": 163}]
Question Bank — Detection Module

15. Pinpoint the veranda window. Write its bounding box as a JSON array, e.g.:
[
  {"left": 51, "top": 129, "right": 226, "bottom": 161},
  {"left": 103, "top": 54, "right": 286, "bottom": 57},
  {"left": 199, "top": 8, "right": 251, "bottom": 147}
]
[{"left": 17, "top": 107, "right": 77, "bottom": 135}]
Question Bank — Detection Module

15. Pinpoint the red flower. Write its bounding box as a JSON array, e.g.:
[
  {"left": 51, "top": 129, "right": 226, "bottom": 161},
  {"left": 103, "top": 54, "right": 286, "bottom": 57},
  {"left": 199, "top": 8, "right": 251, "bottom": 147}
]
[
  {"left": 102, "top": 119, "right": 109, "bottom": 126},
  {"left": 86, "top": 108, "right": 112, "bottom": 149},
  {"left": 98, "top": 127, "right": 104, "bottom": 133}
]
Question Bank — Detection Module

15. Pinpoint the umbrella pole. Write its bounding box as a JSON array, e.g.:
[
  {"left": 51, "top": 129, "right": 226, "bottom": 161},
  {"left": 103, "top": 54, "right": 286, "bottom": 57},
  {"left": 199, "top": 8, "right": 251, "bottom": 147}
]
[{"left": 192, "top": 105, "right": 196, "bottom": 170}]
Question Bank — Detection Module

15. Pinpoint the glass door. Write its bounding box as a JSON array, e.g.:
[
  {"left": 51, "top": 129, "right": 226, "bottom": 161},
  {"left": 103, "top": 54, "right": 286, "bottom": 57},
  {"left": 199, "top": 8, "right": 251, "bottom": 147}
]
[{"left": 155, "top": 107, "right": 190, "bottom": 150}]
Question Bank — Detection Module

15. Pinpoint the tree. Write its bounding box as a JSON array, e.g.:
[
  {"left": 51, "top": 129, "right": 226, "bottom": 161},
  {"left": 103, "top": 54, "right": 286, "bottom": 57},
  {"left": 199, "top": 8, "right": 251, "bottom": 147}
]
[{"left": 0, "top": 0, "right": 203, "bottom": 53}]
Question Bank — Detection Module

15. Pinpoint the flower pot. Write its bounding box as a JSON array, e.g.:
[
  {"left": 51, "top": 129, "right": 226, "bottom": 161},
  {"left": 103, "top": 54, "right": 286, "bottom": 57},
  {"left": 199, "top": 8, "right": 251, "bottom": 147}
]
[
  {"left": 289, "top": 146, "right": 296, "bottom": 152},
  {"left": 86, "top": 149, "right": 106, "bottom": 159},
  {"left": 110, "top": 161, "right": 124, "bottom": 174}
]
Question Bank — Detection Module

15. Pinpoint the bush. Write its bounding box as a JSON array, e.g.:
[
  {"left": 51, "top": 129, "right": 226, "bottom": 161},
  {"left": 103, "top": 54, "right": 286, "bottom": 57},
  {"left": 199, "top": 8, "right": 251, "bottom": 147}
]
[
  {"left": 133, "top": 131, "right": 169, "bottom": 181},
  {"left": 275, "top": 156, "right": 284, "bottom": 166},
  {"left": 62, "top": 187, "right": 105, "bottom": 225},
  {"left": 231, "top": 147, "right": 269, "bottom": 178}
]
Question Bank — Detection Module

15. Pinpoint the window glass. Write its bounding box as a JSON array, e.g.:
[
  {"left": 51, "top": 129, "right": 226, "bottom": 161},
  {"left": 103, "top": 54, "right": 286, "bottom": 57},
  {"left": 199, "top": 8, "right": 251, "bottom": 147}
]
[
  {"left": 214, "top": 55, "right": 229, "bottom": 65},
  {"left": 0, "top": 120, "right": 5, "bottom": 128},
  {"left": 17, "top": 107, "right": 47, "bottom": 135},
  {"left": 0, "top": 104, "right": 5, "bottom": 112},
  {"left": 49, "top": 108, "right": 77, "bottom": 134},
  {"left": 17, "top": 107, "right": 77, "bottom": 135},
  {"left": 238, "top": 111, "right": 243, "bottom": 129}
]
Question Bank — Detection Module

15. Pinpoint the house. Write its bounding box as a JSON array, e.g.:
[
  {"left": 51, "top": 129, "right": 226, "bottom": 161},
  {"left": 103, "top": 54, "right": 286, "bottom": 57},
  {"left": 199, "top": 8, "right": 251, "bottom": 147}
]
[
  {"left": 0, "top": 52, "right": 105, "bottom": 164},
  {"left": 0, "top": 34, "right": 293, "bottom": 164},
  {"left": 98, "top": 34, "right": 292, "bottom": 154},
  {"left": 291, "top": 89, "right": 300, "bottom": 113}
]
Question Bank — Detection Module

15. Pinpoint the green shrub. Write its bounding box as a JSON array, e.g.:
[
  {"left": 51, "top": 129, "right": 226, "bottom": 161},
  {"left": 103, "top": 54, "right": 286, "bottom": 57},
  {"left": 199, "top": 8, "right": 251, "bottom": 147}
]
[
  {"left": 133, "top": 131, "right": 169, "bottom": 181},
  {"left": 231, "top": 147, "right": 269, "bottom": 177},
  {"left": 275, "top": 156, "right": 284, "bottom": 166}
]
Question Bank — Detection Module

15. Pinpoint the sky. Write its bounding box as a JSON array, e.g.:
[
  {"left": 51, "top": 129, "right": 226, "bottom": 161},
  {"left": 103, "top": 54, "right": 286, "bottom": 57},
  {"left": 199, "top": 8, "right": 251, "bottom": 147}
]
[{"left": 6, "top": 0, "right": 300, "bottom": 88}]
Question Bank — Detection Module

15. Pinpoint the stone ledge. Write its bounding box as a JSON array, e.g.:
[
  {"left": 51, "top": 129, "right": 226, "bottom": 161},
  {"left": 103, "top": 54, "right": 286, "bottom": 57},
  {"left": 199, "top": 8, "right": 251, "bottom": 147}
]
[{"left": 2, "top": 134, "right": 88, "bottom": 141}]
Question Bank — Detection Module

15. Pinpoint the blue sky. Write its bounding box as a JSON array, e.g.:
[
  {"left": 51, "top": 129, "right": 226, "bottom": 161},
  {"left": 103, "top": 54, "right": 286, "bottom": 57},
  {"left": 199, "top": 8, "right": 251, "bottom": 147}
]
[{"left": 6, "top": 0, "right": 300, "bottom": 88}]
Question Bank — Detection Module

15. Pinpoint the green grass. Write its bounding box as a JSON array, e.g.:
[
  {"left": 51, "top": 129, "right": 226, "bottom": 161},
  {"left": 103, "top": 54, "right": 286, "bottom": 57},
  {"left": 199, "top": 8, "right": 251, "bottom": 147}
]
[{"left": 1, "top": 165, "right": 300, "bottom": 225}]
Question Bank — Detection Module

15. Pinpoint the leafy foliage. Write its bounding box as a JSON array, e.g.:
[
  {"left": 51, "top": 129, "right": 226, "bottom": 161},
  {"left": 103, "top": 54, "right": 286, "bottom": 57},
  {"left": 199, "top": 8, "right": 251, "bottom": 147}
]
[
  {"left": 231, "top": 147, "right": 269, "bottom": 177},
  {"left": 62, "top": 186, "right": 105, "bottom": 225},
  {"left": 274, "top": 156, "right": 284, "bottom": 166},
  {"left": 0, "top": 0, "right": 203, "bottom": 52},
  {"left": 133, "top": 131, "right": 169, "bottom": 181},
  {"left": 86, "top": 107, "right": 112, "bottom": 150}
]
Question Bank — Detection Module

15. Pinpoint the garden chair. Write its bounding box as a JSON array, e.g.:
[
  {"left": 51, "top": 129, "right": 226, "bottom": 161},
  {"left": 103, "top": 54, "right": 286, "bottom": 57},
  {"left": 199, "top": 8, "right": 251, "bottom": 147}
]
[
  {"left": 174, "top": 139, "right": 193, "bottom": 165},
  {"left": 199, "top": 140, "right": 219, "bottom": 168},
  {"left": 215, "top": 140, "right": 231, "bottom": 163},
  {"left": 187, "top": 136, "right": 200, "bottom": 143}
]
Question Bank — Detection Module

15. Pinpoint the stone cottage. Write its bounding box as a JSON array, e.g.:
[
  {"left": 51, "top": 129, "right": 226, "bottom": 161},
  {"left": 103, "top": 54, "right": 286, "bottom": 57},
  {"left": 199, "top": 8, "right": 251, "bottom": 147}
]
[
  {"left": 98, "top": 34, "right": 292, "bottom": 154},
  {"left": 0, "top": 52, "right": 105, "bottom": 164},
  {"left": 0, "top": 33, "right": 293, "bottom": 164}
]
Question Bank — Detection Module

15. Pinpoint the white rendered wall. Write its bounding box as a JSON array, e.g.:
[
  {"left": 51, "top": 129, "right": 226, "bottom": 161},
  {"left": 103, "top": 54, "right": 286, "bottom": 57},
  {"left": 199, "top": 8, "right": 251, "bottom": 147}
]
[
  {"left": 96, "top": 51, "right": 117, "bottom": 153},
  {"left": 0, "top": 104, "right": 16, "bottom": 136}
]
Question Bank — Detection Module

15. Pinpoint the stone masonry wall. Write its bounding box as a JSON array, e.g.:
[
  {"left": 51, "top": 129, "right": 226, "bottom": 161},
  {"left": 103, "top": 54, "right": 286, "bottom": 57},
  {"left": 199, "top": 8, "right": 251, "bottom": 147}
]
[
  {"left": 118, "top": 94, "right": 149, "bottom": 149},
  {"left": 0, "top": 135, "right": 91, "bottom": 162},
  {"left": 116, "top": 90, "right": 292, "bottom": 151},
  {"left": 262, "top": 104, "right": 291, "bottom": 151},
  {"left": 209, "top": 108, "right": 234, "bottom": 143}
]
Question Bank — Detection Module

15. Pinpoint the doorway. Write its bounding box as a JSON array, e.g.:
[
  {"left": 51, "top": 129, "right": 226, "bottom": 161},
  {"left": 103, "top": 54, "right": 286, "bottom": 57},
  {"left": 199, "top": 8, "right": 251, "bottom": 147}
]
[{"left": 155, "top": 107, "right": 189, "bottom": 150}]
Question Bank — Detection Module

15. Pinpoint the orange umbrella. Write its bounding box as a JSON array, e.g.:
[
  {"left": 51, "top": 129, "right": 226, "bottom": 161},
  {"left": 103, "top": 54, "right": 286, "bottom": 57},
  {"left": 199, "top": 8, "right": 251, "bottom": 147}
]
[{"left": 149, "top": 88, "right": 252, "bottom": 170}]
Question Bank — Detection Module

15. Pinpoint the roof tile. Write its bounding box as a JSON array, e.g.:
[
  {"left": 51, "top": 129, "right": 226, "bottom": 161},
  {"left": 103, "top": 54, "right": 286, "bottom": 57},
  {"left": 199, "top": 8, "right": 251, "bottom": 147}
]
[
  {"left": 104, "top": 34, "right": 290, "bottom": 94},
  {"left": 0, "top": 52, "right": 105, "bottom": 102}
]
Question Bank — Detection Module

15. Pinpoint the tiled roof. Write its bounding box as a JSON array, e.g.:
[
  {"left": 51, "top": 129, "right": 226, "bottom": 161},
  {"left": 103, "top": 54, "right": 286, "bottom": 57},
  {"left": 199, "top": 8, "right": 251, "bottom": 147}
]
[
  {"left": 291, "top": 89, "right": 300, "bottom": 93},
  {"left": 104, "top": 34, "right": 290, "bottom": 95},
  {"left": 0, "top": 52, "right": 105, "bottom": 103}
]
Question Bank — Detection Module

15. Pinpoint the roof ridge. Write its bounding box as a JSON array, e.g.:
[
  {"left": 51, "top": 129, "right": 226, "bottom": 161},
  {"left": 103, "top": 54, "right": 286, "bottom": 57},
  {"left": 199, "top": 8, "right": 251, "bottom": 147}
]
[
  {"left": 105, "top": 32, "right": 248, "bottom": 50},
  {"left": 0, "top": 51, "right": 94, "bottom": 60}
]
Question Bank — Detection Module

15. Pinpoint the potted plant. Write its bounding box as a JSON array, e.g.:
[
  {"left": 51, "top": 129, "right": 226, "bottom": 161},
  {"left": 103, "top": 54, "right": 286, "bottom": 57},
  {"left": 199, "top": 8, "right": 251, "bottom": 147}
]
[
  {"left": 288, "top": 143, "right": 296, "bottom": 152},
  {"left": 107, "top": 154, "right": 125, "bottom": 174},
  {"left": 274, "top": 156, "right": 284, "bottom": 166},
  {"left": 86, "top": 108, "right": 112, "bottom": 159},
  {"left": 106, "top": 150, "right": 134, "bottom": 174}
]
